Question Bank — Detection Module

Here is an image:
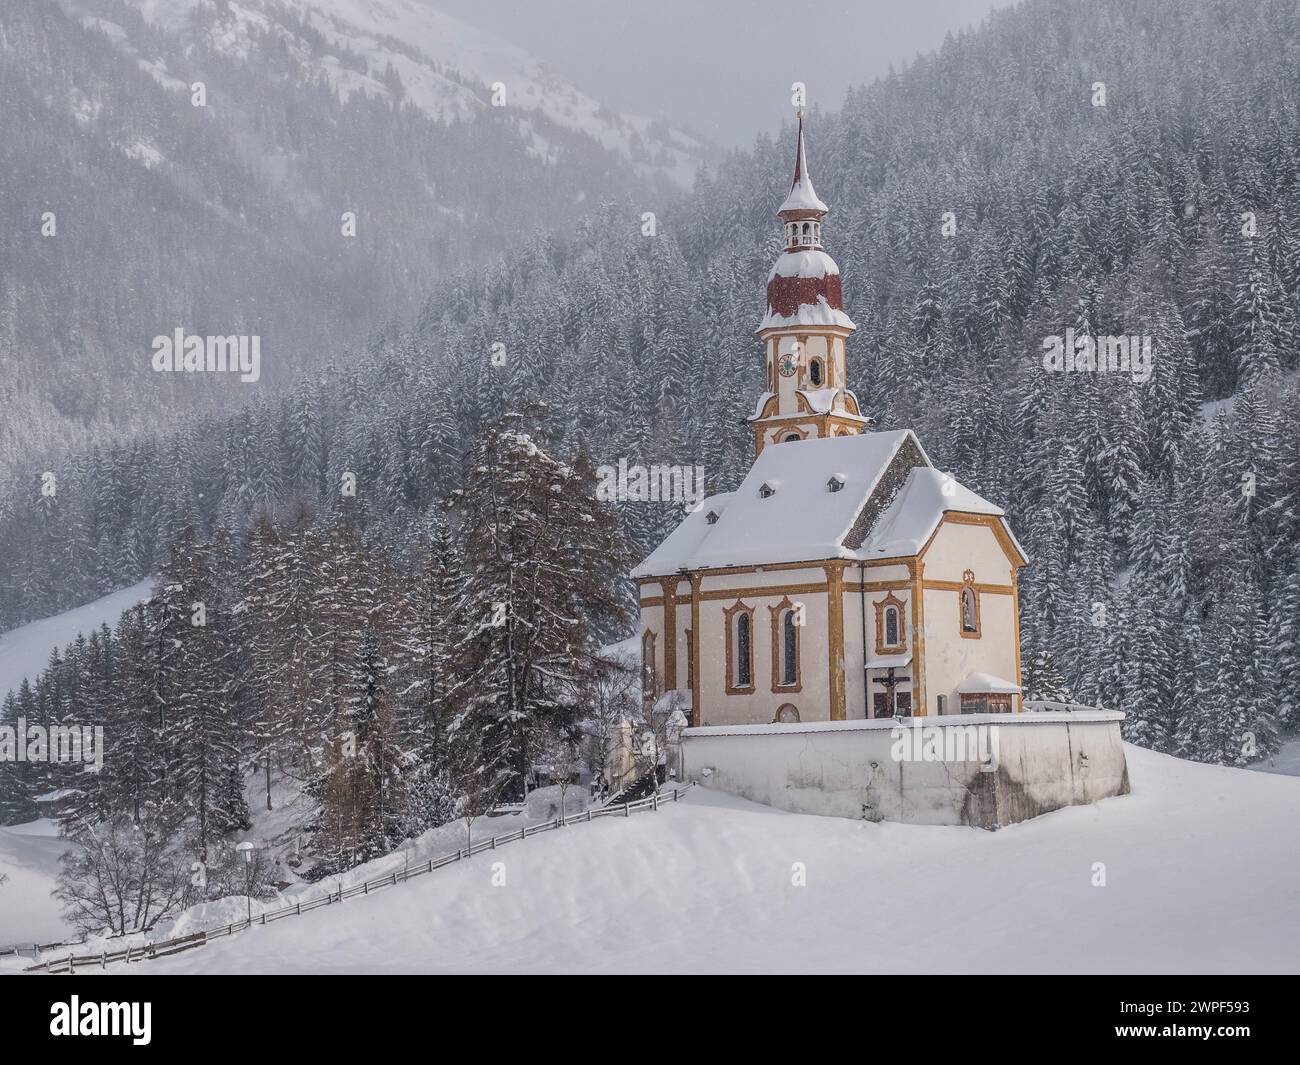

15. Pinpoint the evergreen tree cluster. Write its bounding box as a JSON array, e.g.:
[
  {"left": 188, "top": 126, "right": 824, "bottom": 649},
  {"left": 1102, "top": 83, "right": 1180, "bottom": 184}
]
[{"left": 0, "top": 418, "right": 630, "bottom": 880}]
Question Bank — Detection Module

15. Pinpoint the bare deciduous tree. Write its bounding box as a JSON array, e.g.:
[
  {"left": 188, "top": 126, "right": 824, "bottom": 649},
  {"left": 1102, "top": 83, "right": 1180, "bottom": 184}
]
[{"left": 55, "top": 809, "right": 188, "bottom": 936}]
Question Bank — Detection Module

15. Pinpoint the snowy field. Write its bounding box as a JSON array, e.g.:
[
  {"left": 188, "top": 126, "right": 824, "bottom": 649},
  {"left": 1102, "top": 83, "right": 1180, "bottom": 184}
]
[
  {"left": 14, "top": 745, "right": 1286, "bottom": 975},
  {"left": 0, "top": 819, "right": 73, "bottom": 946}
]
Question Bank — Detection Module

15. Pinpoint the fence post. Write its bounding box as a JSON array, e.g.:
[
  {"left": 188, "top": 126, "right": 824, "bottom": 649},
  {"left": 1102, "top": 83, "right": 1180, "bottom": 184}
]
[
  {"left": 624, "top": 801, "right": 630, "bottom": 817},
  {"left": 653, "top": 792, "right": 659, "bottom": 811},
  {"left": 296, "top": 901, "right": 301, "bottom": 915}
]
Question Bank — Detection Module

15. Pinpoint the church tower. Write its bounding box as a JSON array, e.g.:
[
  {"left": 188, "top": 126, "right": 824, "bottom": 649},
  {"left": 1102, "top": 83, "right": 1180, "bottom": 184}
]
[{"left": 751, "top": 113, "right": 869, "bottom": 457}]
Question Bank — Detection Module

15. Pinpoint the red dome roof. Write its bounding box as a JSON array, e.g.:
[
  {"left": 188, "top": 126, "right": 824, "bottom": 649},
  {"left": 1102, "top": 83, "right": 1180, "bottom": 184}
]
[{"left": 766, "top": 271, "right": 844, "bottom": 319}]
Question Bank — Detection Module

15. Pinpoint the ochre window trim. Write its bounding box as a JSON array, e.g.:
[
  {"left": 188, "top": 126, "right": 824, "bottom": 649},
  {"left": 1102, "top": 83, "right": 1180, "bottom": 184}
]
[
  {"left": 959, "top": 569, "right": 982, "bottom": 639},
  {"left": 873, "top": 591, "right": 908, "bottom": 655},
  {"left": 769, "top": 596, "right": 802, "bottom": 694},
  {"left": 724, "top": 600, "right": 756, "bottom": 694}
]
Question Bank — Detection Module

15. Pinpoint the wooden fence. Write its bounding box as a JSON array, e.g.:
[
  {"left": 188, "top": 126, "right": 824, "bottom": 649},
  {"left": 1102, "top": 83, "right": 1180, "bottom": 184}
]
[{"left": 21, "top": 785, "right": 693, "bottom": 974}]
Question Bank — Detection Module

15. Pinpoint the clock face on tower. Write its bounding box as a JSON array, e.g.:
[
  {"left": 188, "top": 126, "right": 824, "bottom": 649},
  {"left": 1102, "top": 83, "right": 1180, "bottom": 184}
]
[{"left": 778, "top": 352, "right": 798, "bottom": 378}]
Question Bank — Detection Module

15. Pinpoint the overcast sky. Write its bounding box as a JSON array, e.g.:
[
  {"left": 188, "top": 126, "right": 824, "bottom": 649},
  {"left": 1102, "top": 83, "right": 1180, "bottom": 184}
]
[{"left": 434, "top": 0, "right": 1011, "bottom": 148}]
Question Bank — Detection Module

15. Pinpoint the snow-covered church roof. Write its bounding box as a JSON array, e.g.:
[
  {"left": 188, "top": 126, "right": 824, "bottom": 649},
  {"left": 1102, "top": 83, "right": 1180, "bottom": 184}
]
[{"left": 632, "top": 431, "right": 1023, "bottom": 577}]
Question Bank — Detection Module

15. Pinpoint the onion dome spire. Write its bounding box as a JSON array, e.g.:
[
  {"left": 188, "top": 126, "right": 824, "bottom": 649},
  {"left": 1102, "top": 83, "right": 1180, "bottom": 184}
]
[{"left": 778, "top": 111, "right": 829, "bottom": 231}]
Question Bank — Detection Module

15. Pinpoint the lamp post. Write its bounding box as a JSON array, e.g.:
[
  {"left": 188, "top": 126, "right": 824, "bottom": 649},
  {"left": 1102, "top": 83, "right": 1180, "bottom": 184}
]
[{"left": 235, "top": 842, "right": 254, "bottom": 925}]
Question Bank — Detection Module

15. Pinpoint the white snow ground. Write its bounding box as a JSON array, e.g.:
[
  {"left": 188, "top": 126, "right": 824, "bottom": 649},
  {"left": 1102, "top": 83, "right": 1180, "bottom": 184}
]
[
  {"left": 0, "top": 819, "right": 73, "bottom": 947},
  {"left": 1249, "top": 736, "right": 1300, "bottom": 777},
  {"left": 21, "top": 745, "right": 1291, "bottom": 975},
  {"left": 0, "top": 579, "right": 153, "bottom": 703}
]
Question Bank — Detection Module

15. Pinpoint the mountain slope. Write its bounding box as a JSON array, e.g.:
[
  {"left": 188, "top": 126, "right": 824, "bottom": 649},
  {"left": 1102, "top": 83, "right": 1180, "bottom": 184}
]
[
  {"left": 0, "top": 0, "right": 708, "bottom": 479},
  {"left": 123, "top": 0, "right": 709, "bottom": 182}
]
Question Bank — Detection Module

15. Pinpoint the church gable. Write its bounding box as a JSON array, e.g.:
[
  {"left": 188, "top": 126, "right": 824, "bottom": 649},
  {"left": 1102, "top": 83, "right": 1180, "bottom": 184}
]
[{"left": 842, "top": 435, "right": 931, "bottom": 551}]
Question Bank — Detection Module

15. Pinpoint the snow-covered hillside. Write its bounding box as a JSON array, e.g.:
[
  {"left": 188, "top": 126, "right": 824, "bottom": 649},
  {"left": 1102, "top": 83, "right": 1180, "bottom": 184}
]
[
  {"left": 50, "top": 746, "right": 1298, "bottom": 974},
  {"left": 116, "top": 0, "right": 709, "bottom": 183},
  {"left": 0, "top": 580, "right": 153, "bottom": 703}
]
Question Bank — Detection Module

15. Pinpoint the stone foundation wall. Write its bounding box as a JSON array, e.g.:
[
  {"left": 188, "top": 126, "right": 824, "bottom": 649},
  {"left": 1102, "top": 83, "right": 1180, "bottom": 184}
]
[{"left": 681, "top": 710, "right": 1130, "bottom": 829}]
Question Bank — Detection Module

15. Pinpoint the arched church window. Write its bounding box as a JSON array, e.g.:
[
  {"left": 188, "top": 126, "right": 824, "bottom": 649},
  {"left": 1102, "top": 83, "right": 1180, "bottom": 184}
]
[
  {"left": 736, "top": 614, "right": 751, "bottom": 686},
  {"left": 809, "top": 358, "right": 823, "bottom": 386},
  {"left": 775, "top": 704, "right": 800, "bottom": 724},
  {"left": 960, "top": 570, "right": 981, "bottom": 638},
  {"left": 725, "top": 601, "right": 755, "bottom": 693},
  {"left": 771, "top": 599, "right": 801, "bottom": 691},
  {"left": 783, "top": 434, "right": 800, "bottom": 443},
  {"left": 885, "top": 606, "right": 899, "bottom": 647},
  {"left": 782, "top": 610, "right": 797, "bottom": 686}
]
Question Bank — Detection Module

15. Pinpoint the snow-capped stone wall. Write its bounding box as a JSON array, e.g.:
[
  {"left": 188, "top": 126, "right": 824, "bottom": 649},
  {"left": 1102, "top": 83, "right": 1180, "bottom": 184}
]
[{"left": 682, "top": 710, "right": 1130, "bottom": 829}]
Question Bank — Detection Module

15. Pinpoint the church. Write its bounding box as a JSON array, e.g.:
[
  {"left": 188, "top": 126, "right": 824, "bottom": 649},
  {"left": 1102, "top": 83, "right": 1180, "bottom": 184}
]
[{"left": 631, "top": 115, "right": 1028, "bottom": 729}]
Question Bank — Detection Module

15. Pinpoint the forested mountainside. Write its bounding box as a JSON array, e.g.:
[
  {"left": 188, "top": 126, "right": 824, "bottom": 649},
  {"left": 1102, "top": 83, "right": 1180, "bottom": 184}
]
[
  {"left": 0, "top": 0, "right": 706, "bottom": 478},
  {"left": 3, "top": 0, "right": 1300, "bottom": 799}
]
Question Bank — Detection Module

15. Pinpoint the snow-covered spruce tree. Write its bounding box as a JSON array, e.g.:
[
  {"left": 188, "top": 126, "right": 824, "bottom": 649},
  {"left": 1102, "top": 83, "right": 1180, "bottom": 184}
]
[
  {"left": 240, "top": 511, "right": 286, "bottom": 813},
  {"left": 446, "top": 415, "right": 630, "bottom": 800},
  {"left": 154, "top": 527, "right": 248, "bottom": 860},
  {"left": 102, "top": 606, "right": 165, "bottom": 825},
  {"left": 1022, "top": 650, "right": 1072, "bottom": 704},
  {"left": 1103, "top": 582, "right": 1175, "bottom": 751},
  {"left": 0, "top": 690, "right": 38, "bottom": 824},
  {"left": 392, "top": 515, "right": 462, "bottom": 834},
  {"left": 1177, "top": 544, "right": 1279, "bottom": 765},
  {"left": 314, "top": 626, "right": 407, "bottom": 872},
  {"left": 1278, "top": 551, "right": 1300, "bottom": 732}
]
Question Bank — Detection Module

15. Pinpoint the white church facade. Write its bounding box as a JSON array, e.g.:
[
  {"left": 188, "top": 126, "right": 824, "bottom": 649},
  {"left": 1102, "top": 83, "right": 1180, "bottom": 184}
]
[{"left": 632, "top": 115, "right": 1028, "bottom": 730}]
